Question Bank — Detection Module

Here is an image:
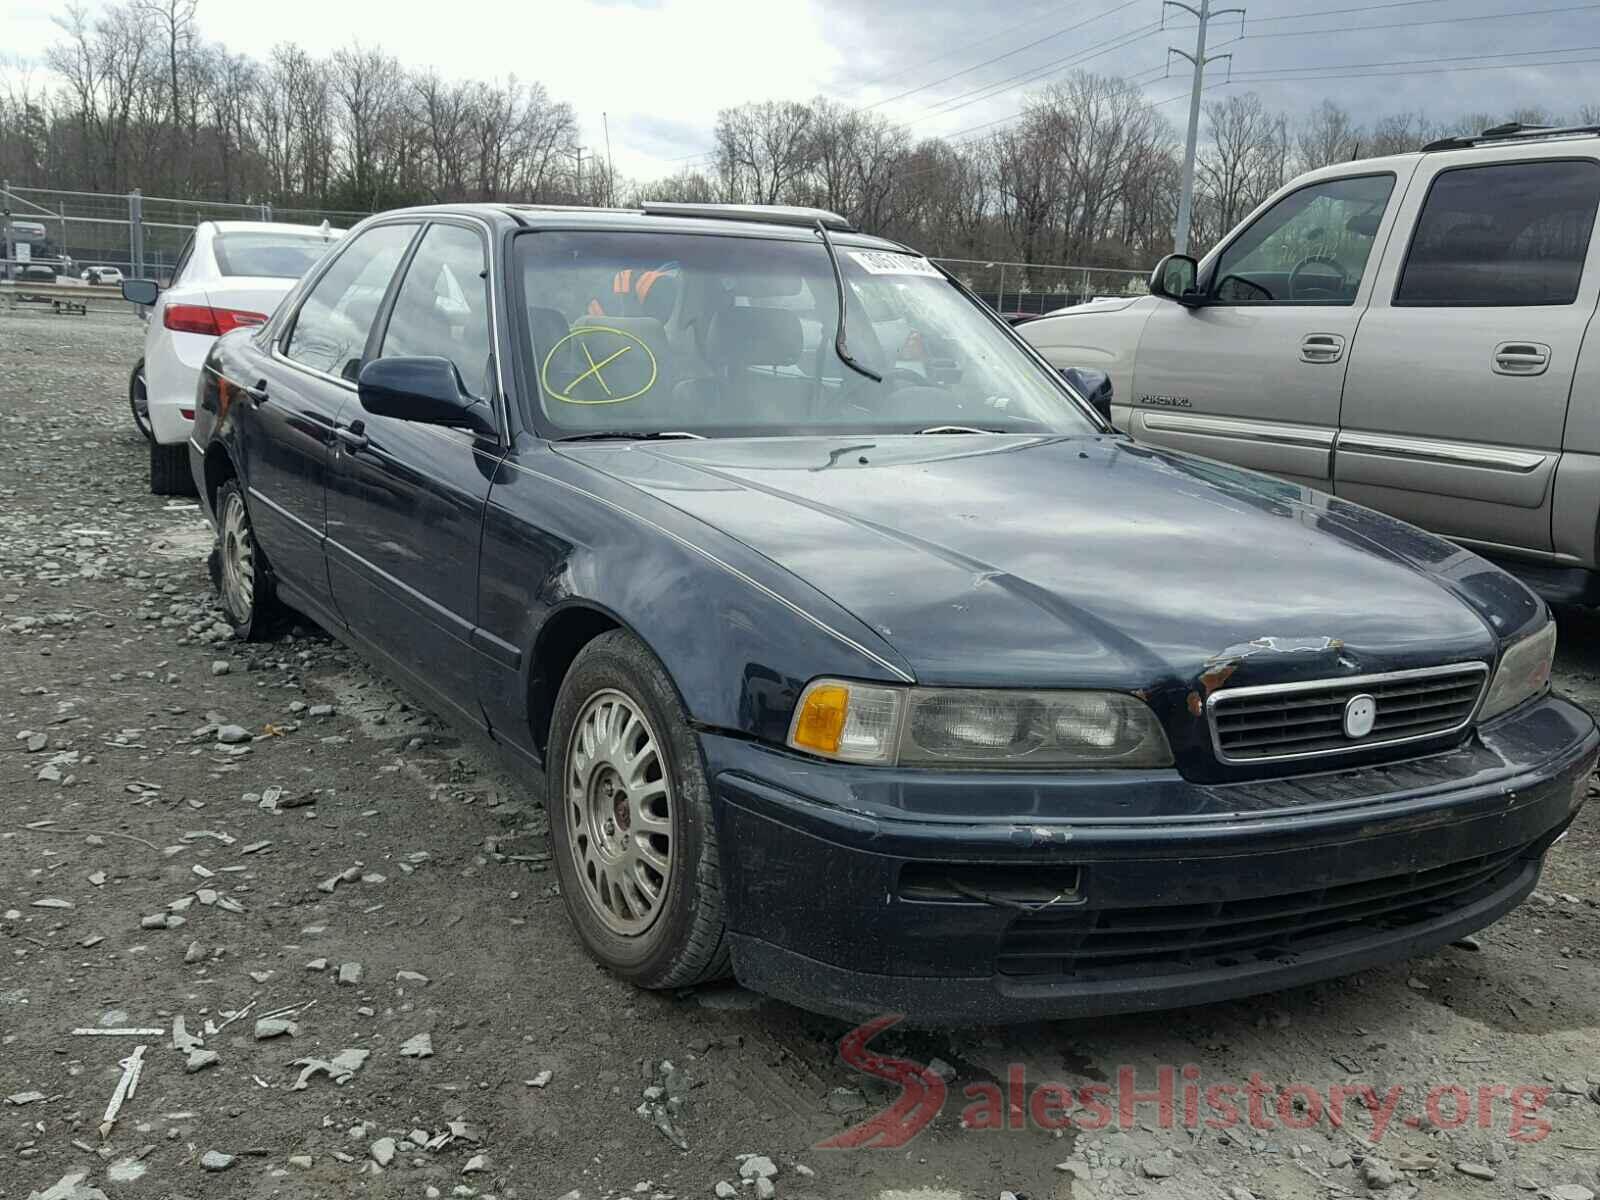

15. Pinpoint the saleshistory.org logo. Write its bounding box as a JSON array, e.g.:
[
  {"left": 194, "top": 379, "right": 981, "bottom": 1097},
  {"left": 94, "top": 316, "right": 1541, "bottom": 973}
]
[{"left": 817, "top": 1016, "right": 1556, "bottom": 1150}]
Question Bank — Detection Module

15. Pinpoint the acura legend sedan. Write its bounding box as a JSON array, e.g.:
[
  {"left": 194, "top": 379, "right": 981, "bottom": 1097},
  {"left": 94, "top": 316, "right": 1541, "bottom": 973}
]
[{"left": 187, "top": 202, "right": 1597, "bottom": 1024}]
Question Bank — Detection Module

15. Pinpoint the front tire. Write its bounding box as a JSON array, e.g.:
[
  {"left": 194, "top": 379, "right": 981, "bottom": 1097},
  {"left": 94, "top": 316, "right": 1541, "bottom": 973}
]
[
  {"left": 547, "top": 630, "right": 730, "bottom": 988},
  {"left": 208, "top": 479, "right": 278, "bottom": 641},
  {"left": 150, "top": 440, "right": 196, "bottom": 495}
]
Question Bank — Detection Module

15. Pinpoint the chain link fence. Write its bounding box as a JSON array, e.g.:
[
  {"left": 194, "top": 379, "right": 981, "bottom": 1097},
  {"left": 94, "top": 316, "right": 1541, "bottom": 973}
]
[
  {"left": 1, "top": 183, "right": 368, "bottom": 283},
  {"left": 931, "top": 257, "right": 1150, "bottom": 315},
  {"left": 2, "top": 184, "right": 1153, "bottom": 318}
]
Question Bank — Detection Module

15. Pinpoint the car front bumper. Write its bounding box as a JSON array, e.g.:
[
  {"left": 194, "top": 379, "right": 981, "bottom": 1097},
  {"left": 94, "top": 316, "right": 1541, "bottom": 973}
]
[{"left": 702, "top": 694, "right": 1597, "bottom": 1025}]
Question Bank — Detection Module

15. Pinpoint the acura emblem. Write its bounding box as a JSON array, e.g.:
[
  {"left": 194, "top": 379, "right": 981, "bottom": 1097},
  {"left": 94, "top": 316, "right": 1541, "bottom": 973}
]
[{"left": 1343, "top": 694, "right": 1377, "bottom": 739}]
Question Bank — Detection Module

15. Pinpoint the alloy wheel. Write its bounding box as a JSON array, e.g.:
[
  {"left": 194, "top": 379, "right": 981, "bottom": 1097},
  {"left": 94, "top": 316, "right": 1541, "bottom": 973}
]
[
  {"left": 219, "top": 490, "right": 256, "bottom": 623},
  {"left": 130, "top": 366, "right": 153, "bottom": 441},
  {"left": 564, "top": 688, "right": 674, "bottom": 936}
]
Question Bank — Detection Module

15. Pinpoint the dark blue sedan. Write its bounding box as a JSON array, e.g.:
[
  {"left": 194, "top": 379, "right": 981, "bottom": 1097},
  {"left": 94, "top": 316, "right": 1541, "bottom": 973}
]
[{"left": 188, "top": 202, "right": 1597, "bottom": 1024}]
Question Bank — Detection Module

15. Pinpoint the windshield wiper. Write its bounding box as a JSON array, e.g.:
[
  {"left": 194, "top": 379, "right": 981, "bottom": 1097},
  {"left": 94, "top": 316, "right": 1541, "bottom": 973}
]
[
  {"left": 556, "top": 431, "right": 705, "bottom": 443},
  {"left": 915, "top": 425, "right": 1004, "bottom": 435},
  {"left": 814, "top": 219, "right": 883, "bottom": 384}
]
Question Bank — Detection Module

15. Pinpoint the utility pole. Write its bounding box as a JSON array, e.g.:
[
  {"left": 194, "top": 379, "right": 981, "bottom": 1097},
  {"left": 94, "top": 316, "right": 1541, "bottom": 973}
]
[
  {"left": 1166, "top": 0, "right": 1242, "bottom": 255},
  {"left": 573, "top": 148, "right": 586, "bottom": 203}
]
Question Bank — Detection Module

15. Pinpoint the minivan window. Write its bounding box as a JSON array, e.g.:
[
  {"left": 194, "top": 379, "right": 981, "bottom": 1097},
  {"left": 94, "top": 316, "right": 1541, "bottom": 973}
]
[
  {"left": 1211, "top": 174, "right": 1395, "bottom": 304},
  {"left": 379, "top": 224, "right": 492, "bottom": 400},
  {"left": 284, "top": 224, "right": 416, "bottom": 381},
  {"left": 1395, "top": 159, "right": 1600, "bottom": 307}
]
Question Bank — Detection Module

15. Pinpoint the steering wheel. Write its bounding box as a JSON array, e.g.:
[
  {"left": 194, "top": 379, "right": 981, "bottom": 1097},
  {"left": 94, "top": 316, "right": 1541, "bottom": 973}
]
[{"left": 1288, "top": 254, "right": 1348, "bottom": 301}]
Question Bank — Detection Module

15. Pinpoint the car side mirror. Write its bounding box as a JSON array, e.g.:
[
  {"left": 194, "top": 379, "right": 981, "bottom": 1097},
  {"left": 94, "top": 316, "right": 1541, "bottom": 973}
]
[
  {"left": 1060, "top": 366, "right": 1113, "bottom": 422},
  {"left": 357, "top": 356, "right": 495, "bottom": 436},
  {"left": 121, "top": 278, "right": 159, "bottom": 306},
  {"left": 1148, "top": 253, "right": 1203, "bottom": 307}
]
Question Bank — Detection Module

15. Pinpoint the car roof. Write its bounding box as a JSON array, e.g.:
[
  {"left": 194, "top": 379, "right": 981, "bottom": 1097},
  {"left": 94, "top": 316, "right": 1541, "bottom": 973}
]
[{"left": 359, "top": 202, "right": 913, "bottom": 251}]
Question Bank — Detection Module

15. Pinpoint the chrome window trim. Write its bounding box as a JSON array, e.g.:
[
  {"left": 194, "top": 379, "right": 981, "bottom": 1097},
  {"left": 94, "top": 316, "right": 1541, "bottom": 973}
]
[
  {"left": 495, "top": 455, "right": 915, "bottom": 683},
  {"left": 1205, "top": 661, "right": 1490, "bottom": 766},
  {"left": 1141, "top": 412, "right": 1336, "bottom": 449},
  {"left": 1337, "top": 431, "right": 1546, "bottom": 473}
]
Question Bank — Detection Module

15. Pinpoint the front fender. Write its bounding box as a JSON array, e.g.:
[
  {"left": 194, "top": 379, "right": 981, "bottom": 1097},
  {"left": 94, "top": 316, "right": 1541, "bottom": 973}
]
[
  {"left": 1019, "top": 297, "right": 1158, "bottom": 431},
  {"left": 476, "top": 446, "right": 916, "bottom": 753}
]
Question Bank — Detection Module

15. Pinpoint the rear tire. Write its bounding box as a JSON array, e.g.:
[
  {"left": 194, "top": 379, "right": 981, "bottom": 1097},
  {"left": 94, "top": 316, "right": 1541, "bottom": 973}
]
[
  {"left": 547, "top": 630, "right": 731, "bottom": 989},
  {"left": 208, "top": 479, "right": 279, "bottom": 641},
  {"left": 149, "top": 440, "right": 196, "bottom": 496},
  {"left": 129, "top": 361, "right": 152, "bottom": 442}
]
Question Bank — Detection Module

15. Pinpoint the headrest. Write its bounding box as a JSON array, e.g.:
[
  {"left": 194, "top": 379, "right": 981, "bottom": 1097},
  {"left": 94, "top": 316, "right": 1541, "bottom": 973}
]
[{"left": 707, "top": 308, "right": 803, "bottom": 369}]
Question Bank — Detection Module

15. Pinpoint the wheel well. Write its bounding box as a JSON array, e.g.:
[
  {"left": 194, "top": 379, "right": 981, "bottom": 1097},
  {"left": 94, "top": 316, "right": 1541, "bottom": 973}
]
[
  {"left": 203, "top": 444, "right": 237, "bottom": 514},
  {"left": 527, "top": 606, "right": 621, "bottom": 757}
]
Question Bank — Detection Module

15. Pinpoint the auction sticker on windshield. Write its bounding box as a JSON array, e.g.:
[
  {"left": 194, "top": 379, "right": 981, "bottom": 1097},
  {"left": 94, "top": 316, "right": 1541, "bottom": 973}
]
[{"left": 849, "top": 250, "right": 943, "bottom": 277}]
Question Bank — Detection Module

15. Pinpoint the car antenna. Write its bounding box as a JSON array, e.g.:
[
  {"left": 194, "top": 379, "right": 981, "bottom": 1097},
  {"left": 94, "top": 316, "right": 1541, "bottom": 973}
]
[{"left": 814, "top": 219, "right": 882, "bottom": 383}]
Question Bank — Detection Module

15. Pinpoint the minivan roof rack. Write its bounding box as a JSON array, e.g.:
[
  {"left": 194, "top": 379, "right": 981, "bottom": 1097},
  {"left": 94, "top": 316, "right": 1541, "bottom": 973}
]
[
  {"left": 1421, "top": 121, "right": 1600, "bottom": 152},
  {"left": 639, "top": 201, "right": 856, "bottom": 231}
]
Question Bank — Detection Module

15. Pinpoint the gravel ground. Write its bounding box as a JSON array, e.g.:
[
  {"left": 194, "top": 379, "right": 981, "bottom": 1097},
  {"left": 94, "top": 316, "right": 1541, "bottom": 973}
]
[{"left": 4, "top": 306, "right": 1600, "bottom": 1200}]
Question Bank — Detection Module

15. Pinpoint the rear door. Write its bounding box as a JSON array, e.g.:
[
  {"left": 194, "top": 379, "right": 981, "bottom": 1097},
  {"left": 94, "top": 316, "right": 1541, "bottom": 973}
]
[
  {"left": 1130, "top": 172, "right": 1404, "bottom": 490},
  {"left": 323, "top": 219, "right": 504, "bottom": 721},
  {"left": 244, "top": 222, "right": 419, "bottom": 621},
  {"left": 1336, "top": 152, "right": 1600, "bottom": 555}
]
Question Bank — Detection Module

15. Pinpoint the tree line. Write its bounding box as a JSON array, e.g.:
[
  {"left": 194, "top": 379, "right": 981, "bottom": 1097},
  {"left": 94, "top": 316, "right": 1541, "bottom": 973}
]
[{"left": 1, "top": 0, "right": 1591, "bottom": 275}]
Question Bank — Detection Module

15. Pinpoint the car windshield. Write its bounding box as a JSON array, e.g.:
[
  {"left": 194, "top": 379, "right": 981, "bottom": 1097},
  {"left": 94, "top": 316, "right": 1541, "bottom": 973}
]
[
  {"left": 516, "top": 230, "right": 1095, "bottom": 438},
  {"left": 214, "top": 232, "right": 334, "bottom": 279}
]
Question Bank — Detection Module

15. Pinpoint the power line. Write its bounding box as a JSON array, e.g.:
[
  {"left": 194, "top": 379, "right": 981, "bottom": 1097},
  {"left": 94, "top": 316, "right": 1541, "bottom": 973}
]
[
  {"left": 1238, "top": 0, "right": 1600, "bottom": 39},
  {"left": 905, "top": 21, "right": 1170, "bottom": 125},
  {"left": 662, "top": 0, "right": 1147, "bottom": 165},
  {"left": 840, "top": 0, "right": 1066, "bottom": 92},
  {"left": 1247, "top": 0, "right": 1451, "bottom": 21},
  {"left": 1227, "top": 41, "right": 1600, "bottom": 77},
  {"left": 1231, "top": 52, "right": 1600, "bottom": 83},
  {"left": 859, "top": 0, "right": 1145, "bottom": 113}
]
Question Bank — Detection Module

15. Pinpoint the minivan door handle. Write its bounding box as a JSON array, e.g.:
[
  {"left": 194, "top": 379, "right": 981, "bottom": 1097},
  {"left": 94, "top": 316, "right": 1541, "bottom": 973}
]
[
  {"left": 1300, "top": 333, "right": 1346, "bottom": 363},
  {"left": 1493, "top": 341, "right": 1551, "bottom": 376}
]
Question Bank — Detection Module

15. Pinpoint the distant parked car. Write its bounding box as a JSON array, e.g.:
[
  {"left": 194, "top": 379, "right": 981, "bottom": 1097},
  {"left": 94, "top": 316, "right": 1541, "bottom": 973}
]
[
  {"left": 82, "top": 266, "right": 123, "bottom": 286},
  {"left": 122, "top": 220, "right": 344, "bottom": 492}
]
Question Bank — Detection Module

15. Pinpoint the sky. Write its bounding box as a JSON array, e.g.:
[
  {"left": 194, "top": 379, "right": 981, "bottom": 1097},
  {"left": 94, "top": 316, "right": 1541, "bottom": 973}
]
[{"left": 2, "top": 0, "right": 1595, "bottom": 181}]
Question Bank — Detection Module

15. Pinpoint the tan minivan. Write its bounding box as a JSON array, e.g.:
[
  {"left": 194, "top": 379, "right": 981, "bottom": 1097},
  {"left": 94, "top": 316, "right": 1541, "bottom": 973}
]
[{"left": 1022, "top": 123, "right": 1600, "bottom": 603}]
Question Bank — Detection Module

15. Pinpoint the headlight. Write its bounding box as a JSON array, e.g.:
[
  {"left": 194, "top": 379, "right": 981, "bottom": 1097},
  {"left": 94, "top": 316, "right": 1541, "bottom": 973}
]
[
  {"left": 1479, "top": 619, "right": 1556, "bottom": 721},
  {"left": 786, "top": 679, "right": 1173, "bottom": 768}
]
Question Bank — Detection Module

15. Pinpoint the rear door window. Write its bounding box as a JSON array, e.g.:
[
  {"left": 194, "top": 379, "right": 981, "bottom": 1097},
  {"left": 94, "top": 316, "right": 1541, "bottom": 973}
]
[
  {"left": 284, "top": 224, "right": 417, "bottom": 381},
  {"left": 1395, "top": 159, "right": 1600, "bottom": 307}
]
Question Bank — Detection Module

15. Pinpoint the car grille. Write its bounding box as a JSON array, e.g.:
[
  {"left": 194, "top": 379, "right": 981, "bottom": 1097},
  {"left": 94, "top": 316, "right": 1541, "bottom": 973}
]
[
  {"left": 997, "top": 842, "right": 1528, "bottom": 979},
  {"left": 1207, "top": 663, "right": 1488, "bottom": 763}
]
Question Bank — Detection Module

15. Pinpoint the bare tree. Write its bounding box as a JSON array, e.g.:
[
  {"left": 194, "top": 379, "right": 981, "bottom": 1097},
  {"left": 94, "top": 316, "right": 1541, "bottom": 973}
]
[{"left": 714, "top": 100, "right": 814, "bottom": 205}]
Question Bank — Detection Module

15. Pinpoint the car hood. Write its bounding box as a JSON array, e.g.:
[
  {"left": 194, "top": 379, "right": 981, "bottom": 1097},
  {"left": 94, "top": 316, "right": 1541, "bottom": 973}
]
[
  {"left": 1045, "top": 295, "right": 1147, "bottom": 316},
  {"left": 562, "top": 435, "right": 1524, "bottom": 690}
]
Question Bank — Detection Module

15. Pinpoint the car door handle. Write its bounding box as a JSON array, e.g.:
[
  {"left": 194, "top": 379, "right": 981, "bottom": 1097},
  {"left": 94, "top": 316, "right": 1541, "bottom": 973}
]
[
  {"left": 1300, "top": 333, "right": 1346, "bottom": 364},
  {"left": 241, "top": 378, "right": 268, "bottom": 404},
  {"left": 1493, "top": 341, "right": 1551, "bottom": 376},
  {"left": 335, "top": 420, "right": 368, "bottom": 451}
]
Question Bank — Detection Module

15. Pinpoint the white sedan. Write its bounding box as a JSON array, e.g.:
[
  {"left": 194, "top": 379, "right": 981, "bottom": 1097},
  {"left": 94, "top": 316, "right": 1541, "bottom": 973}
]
[
  {"left": 123, "top": 221, "right": 343, "bottom": 493},
  {"left": 82, "top": 265, "right": 123, "bottom": 285}
]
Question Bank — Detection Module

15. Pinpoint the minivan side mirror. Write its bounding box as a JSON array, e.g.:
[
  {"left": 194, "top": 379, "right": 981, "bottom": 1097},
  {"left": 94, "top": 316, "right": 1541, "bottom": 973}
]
[
  {"left": 120, "top": 278, "right": 159, "bottom": 306},
  {"left": 1148, "top": 253, "right": 1202, "bottom": 307},
  {"left": 357, "top": 356, "right": 496, "bottom": 436},
  {"left": 1060, "top": 366, "right": 1113, "bottom": 422}
]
